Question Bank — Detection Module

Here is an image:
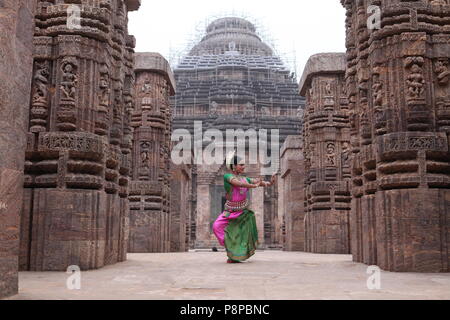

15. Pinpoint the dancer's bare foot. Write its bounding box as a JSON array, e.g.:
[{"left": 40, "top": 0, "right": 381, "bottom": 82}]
[{"left": 227, "top": 259, "right": 241, "bottom": 264}]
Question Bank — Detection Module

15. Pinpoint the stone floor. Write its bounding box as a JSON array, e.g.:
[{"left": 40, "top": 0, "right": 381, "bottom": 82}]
[{"left": 5, "top": 251, "right": 450, "bottom": 300}]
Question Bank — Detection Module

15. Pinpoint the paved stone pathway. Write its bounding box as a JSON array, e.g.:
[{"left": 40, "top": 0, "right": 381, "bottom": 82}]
[{"left": 6, "top": 251, "right": 450, "bottom": 300}]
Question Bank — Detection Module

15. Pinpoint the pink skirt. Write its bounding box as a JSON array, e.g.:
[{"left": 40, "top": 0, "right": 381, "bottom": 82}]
[{"left": 212, "top": 210, "right": 245, "bottom": 246}]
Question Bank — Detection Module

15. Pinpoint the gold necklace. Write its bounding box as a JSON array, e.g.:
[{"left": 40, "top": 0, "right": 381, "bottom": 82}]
[{"left": 233, "top": 173, "right": 246, "bottom": 195}]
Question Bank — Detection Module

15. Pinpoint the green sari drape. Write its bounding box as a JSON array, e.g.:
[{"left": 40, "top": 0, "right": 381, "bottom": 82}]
[{"left": 224, "top": 208, "right": 258, "bottom": 262}]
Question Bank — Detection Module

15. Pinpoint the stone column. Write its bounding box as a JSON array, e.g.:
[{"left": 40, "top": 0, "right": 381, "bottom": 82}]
[
  {"left": 299, "top": 53, "right": 351, "bottom": 254},
  {"left": 169, "top": 163, "right": 192, "bottom": 252},
  {"left": 279, "top": 136, "right": 306, "bottom": 251},
  {"left": 195, "top": 174, "right": 213, "bottom": 248},
  {"left": 0, "top": 0, "right": 36, "bottom": 298},
  {"left": 20, "top": 0, "right": 140, "bottom": 271},
  {"left": 342, "top": 0, "right": 450, "bottom": 272},
  {"left": 128, "top": 53, "right": 175, "bottom": 253}
]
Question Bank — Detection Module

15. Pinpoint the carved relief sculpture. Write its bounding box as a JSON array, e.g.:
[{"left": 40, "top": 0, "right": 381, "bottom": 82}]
[
  {"left": 299, "top": 53, "right": 351, "bottom": 254},
  {"left": 129, "top": 53, "right": 176, "bottom": 253},
  {"left": 20, "top": 0, "right": 141, "bottom": 272},
  {"left": 341, "top": 0, "right": 450, "bottom": 272}
]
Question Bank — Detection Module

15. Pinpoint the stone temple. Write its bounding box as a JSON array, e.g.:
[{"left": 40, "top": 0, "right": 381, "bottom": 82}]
[
  {"left": 171, "top": 17, "right": 305, "bottom": 249},
  {"left": 1, "top": 0, "right": 450, "bottom": 300}
]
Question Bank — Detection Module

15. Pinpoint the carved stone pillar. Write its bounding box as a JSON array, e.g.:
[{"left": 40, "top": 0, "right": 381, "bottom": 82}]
[
  {"left": 342, "top": 0, "right": 450, "bottom": 272},
  {"left": 300, "top": 53, "right": 351, "bottom": 254},
  {"left": 0, "top": 0, "right": 36, "bottom": 298},
  {"left": 128, "top": 53, "right": 175, "bottom": 253},
  {"left": 279, "top": 136, "right": 306, "bottom": 251},
  {"left": 20, "top": 0, "right": 140, "bottom": 271}
]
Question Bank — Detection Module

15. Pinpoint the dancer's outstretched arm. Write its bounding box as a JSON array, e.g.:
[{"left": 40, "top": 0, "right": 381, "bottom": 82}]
[{"left": 229, "top": 177, "right": 259, "bottom": 189}]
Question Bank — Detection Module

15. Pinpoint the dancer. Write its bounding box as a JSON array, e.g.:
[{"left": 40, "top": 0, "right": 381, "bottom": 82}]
[{"left": 213, "top": 151, "right": 276, "bottom": 264}]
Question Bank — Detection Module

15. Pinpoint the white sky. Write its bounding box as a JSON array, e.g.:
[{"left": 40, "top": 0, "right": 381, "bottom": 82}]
[{"left": 128, "top": 0, "right": 346, "bottom": 79}]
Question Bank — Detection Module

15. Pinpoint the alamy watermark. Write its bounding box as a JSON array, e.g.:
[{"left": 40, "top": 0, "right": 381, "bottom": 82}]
[
  {"left": 366, "top": 266, "right": 381, "bottom": 290},
  {"left": 171, "top": 121, "right": 280, "bottom": 175},
  {"left": 367, "top": 5, "right": 381, "bottom": 30},
  {"left": 66, "top": 265, "right": 81, "bottom": 290},
  {"left": 67, "top": 5, "right": 81, "bottom": 30}
]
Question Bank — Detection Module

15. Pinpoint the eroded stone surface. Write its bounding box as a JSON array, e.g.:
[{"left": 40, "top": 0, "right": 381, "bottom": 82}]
[
  {"left": 0, "top": 0, "right": 36, "bottom": 298},
  {"left": 128, "top": 53, "right": 176, "bottom": 253},
  {"left": 20, "top": 0, "right": 139, "bottom": 271},
  {"left": 300, "top": 53, "right": 351, "bottom": 254},
  {"left": 279, "top": 136, "right": 306, "bottom": 251},
  {"left": 341, "top": 0, "right": 450, "bottom": 272}
]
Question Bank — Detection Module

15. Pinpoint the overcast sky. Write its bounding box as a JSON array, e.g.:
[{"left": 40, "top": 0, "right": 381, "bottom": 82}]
[{"left": 128, "top": 0, "right": 346, "bottom": 79}]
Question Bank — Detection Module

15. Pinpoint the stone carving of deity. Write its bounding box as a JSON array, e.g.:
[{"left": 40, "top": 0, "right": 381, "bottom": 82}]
[
  {"left": 325, "top": 81, "right": 332, "bottom": 95},
  {"left": 245, "top": 102, "right": 254, "bottom": 116},
  {"left": 60, "top": 60, "right": 78, "bottom": 101},
  {"left": 434, "top": 59, "right": 450, "bottom": 86},
  {"left": 140, "top": 141, "right": 153, "bottom": 169},
  {"left": 99, "top": 65, "right": 110, "bottom": 107},
  {"left": 326, "top": 143, "right": 336, "bottom": 166},
  {"left": 141, "top": 79, "right": 151, "bottom": 94},
  {"left": 33, "top": 62, "right": 50, "bottom": 105},
  {"left": 406, "top": 63, "right": 426, "bottom": 99},
  {"left": 372, "top": 73, "right": 383, "bottom": 108},
  {"left": 341, "top": 142, "right": 350, "bottom": 167}
]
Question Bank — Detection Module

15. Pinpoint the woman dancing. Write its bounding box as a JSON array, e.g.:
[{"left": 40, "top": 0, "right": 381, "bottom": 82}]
[{"left": 213, "top": 151, "right": 276, "bottom": 264}]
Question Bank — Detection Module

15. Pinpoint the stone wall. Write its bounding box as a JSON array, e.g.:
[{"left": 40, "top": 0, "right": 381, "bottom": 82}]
[
  {"left": 341, "top": 0, "right": 450, "bottom": 272},
  {"left": 0, "top": 0, "right": 36, "bottom": 298},
  {"left": 128, "top": 53, "right": 175, "bottom": 253},
  {"left": 300, "top": 53, "right": 351, "bottom": 254},
  {"left": 20, "top": 0, "right": 140, "bottom": 271},
  {"left": 279, "top": 136, "right": 306, "bottom": 251},
  {"left": 169, "top": 163, "right": 192, "bottom": 252}
]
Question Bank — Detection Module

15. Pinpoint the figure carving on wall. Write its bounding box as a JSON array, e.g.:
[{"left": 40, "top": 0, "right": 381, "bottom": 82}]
[
  {"left": 33, "top": 61, "right": 50, "bottom": 105},
  {"left": 99, "top": 64, "right": 110, "bottom": 107},
  {"left": 326, "top": 143, "right": 336, "bottom": 166},
  {"left": 325, "top": 81, "right": 332, "bottom": 95},
  {"left": 141, "top": 79, "right": 151, "bottom": 94},
  {"left": 405, "top": 57, "right": 426, "bottom": 100},
  {"left": 210, "top": 101, "right": 218, "bottom": 116},
  {"left": 358, "top": 81, "right": 368, "bottom": 103},
  {"left": 372, "top": 73, "right": 383, "bottom": 108},
  {"left": 125, "top": 95, "right": 134, "bottom": 112},
  {"left": 341, "top": 142, "right": 350, "bottom": 167},
  {"left": 434, "top": 59, "right": 450, "bottom": 86},
  {"left": 261, "top": 106, "right": 270, "bottom": 115},
  {"left": 341, "top": 84, "right": 347, "bottom": 96},
  {"left": 140, "top": 141, "right": 153, "bottom": 169},
  {"left": 310, "top": 144, "right": 316, "bottom": 167},
  {"left": 113, "top": 89, "right": 123, "bottom": 118},
  {"left": 245, "top": 102, "right": 254, "bottom": 116},
  {"left": 60, "top": 59, "right": 78, "bottom": 102}
]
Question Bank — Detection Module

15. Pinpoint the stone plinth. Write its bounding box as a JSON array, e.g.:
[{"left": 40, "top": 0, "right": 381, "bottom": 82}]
[
  {"left": 279, "top": 136, "right": 306, "bottom": 251},
  {"left": 300, "top": 53, "right": 351, "bottom": 254},
  {"left": 0, "top": 0, "right": 36, "bottom": 298},
  {"left": 128, "top": 53, "right": 175, "bottom": 253},
  {"left": 20, "top": 1, "right": 139, "bottom": 271},
  {"left": 341, "top": 0, "right": 450, "bottom": 272}
]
